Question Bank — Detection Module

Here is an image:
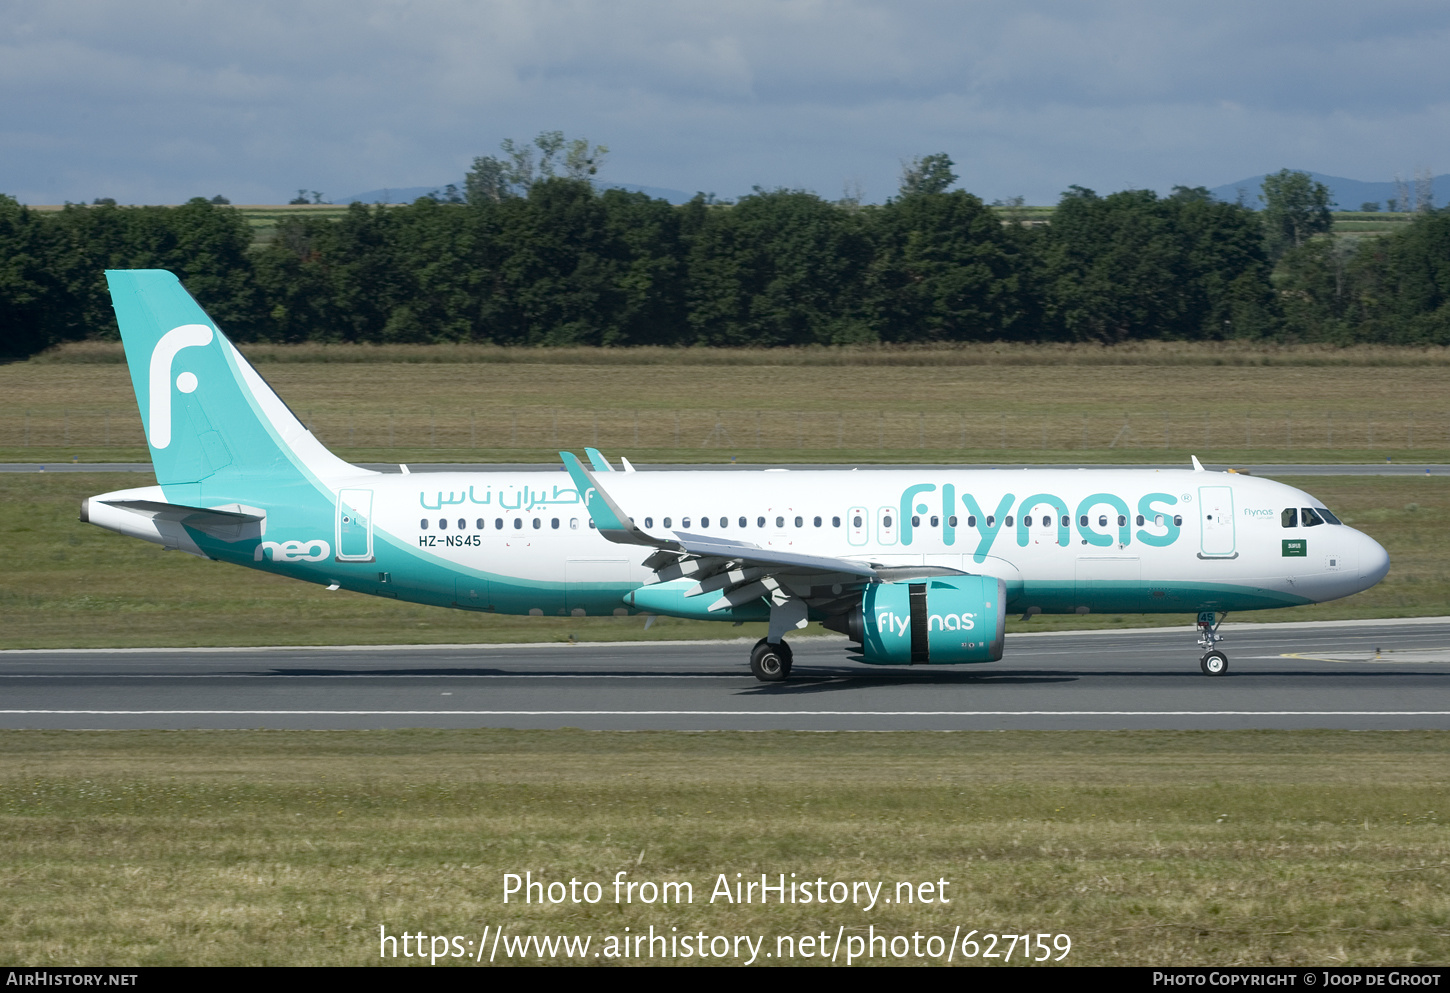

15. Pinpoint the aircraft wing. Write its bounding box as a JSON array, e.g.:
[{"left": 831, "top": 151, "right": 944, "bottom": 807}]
[
  {"left": 669, "top": 531, "right": 873, "bottom": 577},
  {"left": 559, "top": 452, "right": 963, "bottom": 619}
]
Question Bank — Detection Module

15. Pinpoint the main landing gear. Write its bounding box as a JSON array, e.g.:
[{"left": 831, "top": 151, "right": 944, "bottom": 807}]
[
  {"left": 1196, "top": 611, "right": 1228, "bottom": 676},
  {"left": 750, "top": 637, "right": 793, "bottom": 682}
]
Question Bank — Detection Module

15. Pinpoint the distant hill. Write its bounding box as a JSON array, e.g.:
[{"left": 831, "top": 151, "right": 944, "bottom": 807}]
[
  {"left": 333, "top": 186, "right": 441, "bottom": 204},
  {"left": 334, "top": 182, "right": 696, "bottom": 205},
  {"left": 1209, "top": 172, "right": 1447, "bottom": 211}
]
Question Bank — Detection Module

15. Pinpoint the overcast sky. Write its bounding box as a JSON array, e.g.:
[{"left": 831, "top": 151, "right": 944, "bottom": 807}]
[{"left": 4, "top": 0, "right": 1449, "bottom": 206}]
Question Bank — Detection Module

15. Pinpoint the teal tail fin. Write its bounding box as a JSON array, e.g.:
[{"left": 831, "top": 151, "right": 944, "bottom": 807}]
[{"left": 106, "top": 269, "right": 358, "bottom": 486}]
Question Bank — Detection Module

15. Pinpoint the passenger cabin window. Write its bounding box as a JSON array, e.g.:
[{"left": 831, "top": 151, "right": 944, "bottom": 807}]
[
  {"left": 948, "top": 516, "right": 958, "bottom": 527},
  {"left": 495, "top": 518, "right": 503, "bottom": 529},
  {"left": 420, "top": 519, "right": 428, "bottom": 530},
  {"left": 682, "top": 518, "right": 691, "bottom": 529},
  {"left": 832, "top": 516, "right": 840, "bottom": 527},
  {"left": 757, "top": 517, "right": 765, "bottom": 528},
  {"left": 551, "top": 518, "right": 560, "bottom": 529},
  {"left": 739, "top": 517, "right": 748, "bottom": 528},
  {"left": 644, "top": 517, "right": 654, "bottom": 528},
  {"left": 532, "top": 518, "right": 541, "bottom": 529},
  {"left": 794, "top": 516, "right": 802, "bottom": 528},
  {"left": 1282, "top": 508, "right": 1298, "bottom": 528},
  {"left": 814, "top": 516, "right": 822, "bottom": 527},
  {"left": 476, "top": 518, "right": 485, "bottom": 529},
  {"left": 1301, "top": 507, "right": 1325, "bottom": 527},
  {"left": 439, "top": 519, "right": 447, "bottom": 530},
  {"left": 852, "top": 515, "right": 862, "bottom": 527}
]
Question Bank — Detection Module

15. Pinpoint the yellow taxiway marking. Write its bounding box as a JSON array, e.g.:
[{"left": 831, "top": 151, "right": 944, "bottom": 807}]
[{"left": 1280, "top": 649, "right": 1450, "bottom": 665}]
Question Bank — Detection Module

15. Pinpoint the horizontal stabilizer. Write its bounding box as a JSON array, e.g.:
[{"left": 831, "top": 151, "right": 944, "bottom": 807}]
[{"left": 96, "top": 499, "right": 265, "bottom": 542}]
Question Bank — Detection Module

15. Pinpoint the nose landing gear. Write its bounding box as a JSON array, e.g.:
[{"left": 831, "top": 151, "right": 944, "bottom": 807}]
[{"left": 1196, "top": 611, "right": 1228, "bottom": 676}]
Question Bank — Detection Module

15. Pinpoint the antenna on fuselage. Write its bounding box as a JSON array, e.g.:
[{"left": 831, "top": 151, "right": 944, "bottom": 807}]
[{"left": 1190, "top": 455, "right": 1205, "bottom": 472}]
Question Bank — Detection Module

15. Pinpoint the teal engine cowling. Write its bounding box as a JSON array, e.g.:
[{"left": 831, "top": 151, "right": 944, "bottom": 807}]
[{"left": 828, "top": 575, "right": 1006, "bottom": 665}]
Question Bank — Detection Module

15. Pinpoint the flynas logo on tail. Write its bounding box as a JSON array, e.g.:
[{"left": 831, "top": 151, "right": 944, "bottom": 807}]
[{"left": 148, "top": 324, "right": 214, "bottom": 449}]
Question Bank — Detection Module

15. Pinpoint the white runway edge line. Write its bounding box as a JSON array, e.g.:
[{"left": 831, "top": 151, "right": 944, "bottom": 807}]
[
  {"left": 4, "top": 616, "right": 1449, "bottom": 655},
  {"left": 5, "top": 710, "right": 1450, "bottom": 717}
]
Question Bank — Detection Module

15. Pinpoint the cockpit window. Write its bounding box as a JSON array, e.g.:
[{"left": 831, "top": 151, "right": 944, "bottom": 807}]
[
  {"left": 1317, "top": 507, "right": 1342, "bottom": 525},
  {"left": 1301, "top": 507, "right": 1325, "bottom": 527},
  {"left": 1281, "top": 508, "right": 1298, "bottom": 528}
]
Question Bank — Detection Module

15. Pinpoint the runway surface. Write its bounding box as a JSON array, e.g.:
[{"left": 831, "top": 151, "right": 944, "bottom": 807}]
[{"left": 3, "top": 618, "right": 1449, "bottom": 731}]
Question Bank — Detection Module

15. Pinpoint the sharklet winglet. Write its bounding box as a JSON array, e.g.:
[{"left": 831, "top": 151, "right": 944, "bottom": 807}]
[{"left": 558, "top": 451, "right": 676, "bottom": 549}]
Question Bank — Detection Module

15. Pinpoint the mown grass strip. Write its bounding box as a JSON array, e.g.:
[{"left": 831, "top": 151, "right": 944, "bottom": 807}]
[
  {"left": 5, "top": 356, "right": 1450, "bottom": 463},
  {"left": 1, "top": 729, "right": 1446, "bottom": 966},
  {"left": 28, "top": 339, "right": 1450, "bottom": 366}
]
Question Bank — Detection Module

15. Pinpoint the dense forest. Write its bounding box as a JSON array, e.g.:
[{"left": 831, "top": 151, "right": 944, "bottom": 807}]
[{"left": 2, "top": 165, "right": 1448, "bottom": 360}]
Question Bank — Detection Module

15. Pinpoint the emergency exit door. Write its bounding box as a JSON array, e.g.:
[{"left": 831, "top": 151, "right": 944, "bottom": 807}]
[
  {"left": 335, "top": 488, "right": 375, "bottom": 562},
  {"left": 1198, "top": 485, "right": 1236, "bottom": 557}
]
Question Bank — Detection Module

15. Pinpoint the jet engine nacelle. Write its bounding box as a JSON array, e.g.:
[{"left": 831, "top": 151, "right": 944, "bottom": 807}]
[{"left": 838, "top": 575, "right": 1006, "bottom": 665}]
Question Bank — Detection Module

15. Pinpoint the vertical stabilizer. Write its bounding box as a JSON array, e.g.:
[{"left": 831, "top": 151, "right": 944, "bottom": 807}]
[{"left": 105, "top": 270, "right": 365, "bottom": 487}]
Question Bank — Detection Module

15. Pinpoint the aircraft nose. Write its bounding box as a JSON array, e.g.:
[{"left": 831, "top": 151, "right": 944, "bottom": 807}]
[{"left": 1359, "top": 532, "right": 1390, "bottom": 586}]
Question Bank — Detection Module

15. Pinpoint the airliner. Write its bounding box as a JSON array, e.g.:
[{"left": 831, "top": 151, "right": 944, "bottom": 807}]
[{"left": 82, "top": 270, "right": 1391, "bottom": 680}]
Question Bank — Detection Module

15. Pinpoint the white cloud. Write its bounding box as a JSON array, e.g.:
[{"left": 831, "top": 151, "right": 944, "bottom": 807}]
[{"left": 2, "top": 0, "right": 1449, "bottom": 204}]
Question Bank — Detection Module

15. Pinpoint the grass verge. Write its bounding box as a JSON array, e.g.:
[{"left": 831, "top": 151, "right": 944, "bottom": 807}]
[
  {"left": 4, "top": 352, "right": 1450, "bottom": 463},
  {"left": 1, "top": 729, "right": 1446, "bottom": 966}
]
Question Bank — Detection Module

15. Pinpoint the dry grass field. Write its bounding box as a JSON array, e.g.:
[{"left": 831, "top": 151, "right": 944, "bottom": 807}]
[
  {"left": 4, "top": 343, "right": 1450, "bottom": 464},
  {"left": 1, "top": 729, "right": 1446, "bottom": 966}
]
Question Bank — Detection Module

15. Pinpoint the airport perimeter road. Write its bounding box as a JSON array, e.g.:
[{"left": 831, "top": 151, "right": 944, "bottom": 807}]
[{"left": 3, "top": 618, "right": 1449, "bottom": 731}]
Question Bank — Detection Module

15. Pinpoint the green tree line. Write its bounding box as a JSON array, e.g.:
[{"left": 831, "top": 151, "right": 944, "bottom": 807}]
[{"left": 3, "top": 165, "right": 1448, "bottom": 360}]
